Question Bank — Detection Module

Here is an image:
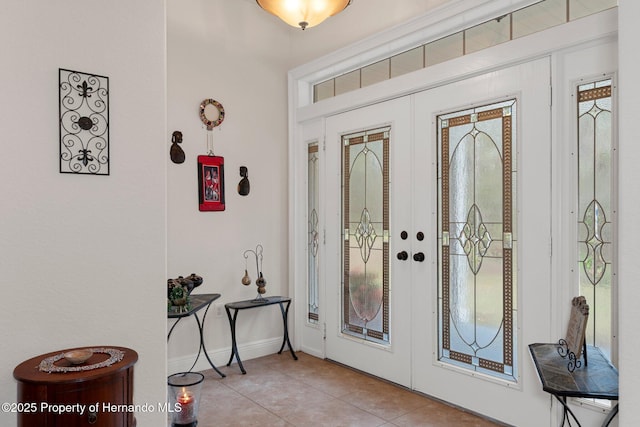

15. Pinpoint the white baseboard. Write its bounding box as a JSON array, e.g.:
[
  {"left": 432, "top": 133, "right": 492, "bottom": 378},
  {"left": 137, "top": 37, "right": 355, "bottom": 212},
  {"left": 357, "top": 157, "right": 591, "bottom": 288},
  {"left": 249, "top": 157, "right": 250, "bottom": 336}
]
[
  {"left": 299, "top": 344, "right": 323, "bottom": 359},
  {"left": 168, "top": 337, "right": 285, "bottom": 374}
]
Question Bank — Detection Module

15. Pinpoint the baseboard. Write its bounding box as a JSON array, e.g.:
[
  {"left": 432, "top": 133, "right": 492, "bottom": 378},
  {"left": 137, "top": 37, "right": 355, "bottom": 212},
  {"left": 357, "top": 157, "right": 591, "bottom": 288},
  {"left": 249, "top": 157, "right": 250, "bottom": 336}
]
[{"left": 168, "top": 337, "right": 284, "bottom": 374}]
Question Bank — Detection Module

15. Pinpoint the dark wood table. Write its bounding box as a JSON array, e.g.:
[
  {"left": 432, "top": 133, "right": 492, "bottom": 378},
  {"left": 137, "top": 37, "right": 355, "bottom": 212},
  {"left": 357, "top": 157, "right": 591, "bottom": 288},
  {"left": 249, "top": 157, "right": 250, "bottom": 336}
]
[
  {"left": 225, "top": 295, "right": 297, "bottom": 374},
  {"left": 168, "top": 293, "right": 225, "bottom": 377},
  {"left": 529, "top": 343, "right": 618, "bottom": 426},
  {"left": 14, "top": 346, "right": 137, "bottom": 427}
]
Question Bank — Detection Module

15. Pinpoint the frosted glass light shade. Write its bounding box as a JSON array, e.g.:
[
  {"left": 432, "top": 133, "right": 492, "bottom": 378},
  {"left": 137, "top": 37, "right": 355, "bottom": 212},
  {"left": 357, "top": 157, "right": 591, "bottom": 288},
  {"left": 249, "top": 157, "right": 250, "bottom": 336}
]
[{"left": 256, "top": 0, "right": 351, "bottom": 30}]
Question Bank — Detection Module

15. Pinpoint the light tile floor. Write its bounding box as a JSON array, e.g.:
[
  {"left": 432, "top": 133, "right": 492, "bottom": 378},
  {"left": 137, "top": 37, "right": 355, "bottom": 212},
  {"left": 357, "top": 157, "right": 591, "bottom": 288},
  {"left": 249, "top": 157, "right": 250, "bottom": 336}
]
[{"left": 186, "top": 352, "right": 507, "bottom": 427}]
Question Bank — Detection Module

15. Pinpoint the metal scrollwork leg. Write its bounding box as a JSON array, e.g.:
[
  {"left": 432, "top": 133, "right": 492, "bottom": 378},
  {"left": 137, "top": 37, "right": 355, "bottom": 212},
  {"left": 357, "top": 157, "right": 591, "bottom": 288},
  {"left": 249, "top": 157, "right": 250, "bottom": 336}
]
[{"left": 557, "top": 339, "right": 569, "bottom": 357}]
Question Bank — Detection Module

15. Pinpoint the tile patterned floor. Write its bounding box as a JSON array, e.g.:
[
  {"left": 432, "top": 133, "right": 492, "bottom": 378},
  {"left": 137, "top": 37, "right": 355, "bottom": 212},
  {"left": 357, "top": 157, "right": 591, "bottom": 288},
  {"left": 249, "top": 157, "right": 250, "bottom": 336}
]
[{"left": 187, "top": 352, "right": 506, "bottom": 427}]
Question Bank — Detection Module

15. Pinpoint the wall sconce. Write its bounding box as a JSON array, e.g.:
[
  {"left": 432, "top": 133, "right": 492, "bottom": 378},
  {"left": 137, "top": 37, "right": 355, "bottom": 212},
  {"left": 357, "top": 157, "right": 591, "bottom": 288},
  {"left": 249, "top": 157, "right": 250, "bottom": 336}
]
[{"left": 256, "top": 0, "right": 351, "bottom": 30}]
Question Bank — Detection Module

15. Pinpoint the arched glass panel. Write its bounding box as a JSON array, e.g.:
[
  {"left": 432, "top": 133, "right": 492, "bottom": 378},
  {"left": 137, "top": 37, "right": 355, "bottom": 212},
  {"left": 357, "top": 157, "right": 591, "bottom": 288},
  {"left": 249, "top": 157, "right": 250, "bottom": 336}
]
[
  {"left": 438, "top": 100, "right": 517, "bottom": 381},
  {"left": 342, "top": 128, "right": 390, "bottom": 345}
]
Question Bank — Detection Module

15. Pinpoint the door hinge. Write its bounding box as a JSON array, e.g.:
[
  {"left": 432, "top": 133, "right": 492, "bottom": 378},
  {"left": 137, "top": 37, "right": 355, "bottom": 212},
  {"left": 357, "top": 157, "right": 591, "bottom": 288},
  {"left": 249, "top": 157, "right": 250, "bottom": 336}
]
[{"left": 323, "top": 322, "right": 327, "bottom": 339}]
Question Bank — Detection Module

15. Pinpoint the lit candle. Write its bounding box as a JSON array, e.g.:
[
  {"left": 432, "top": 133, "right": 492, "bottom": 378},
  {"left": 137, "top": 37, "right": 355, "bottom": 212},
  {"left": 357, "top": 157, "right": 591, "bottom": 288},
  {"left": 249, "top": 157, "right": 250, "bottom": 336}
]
[{"left": 175, "top": 387, "right": 195, "bottom": 424}]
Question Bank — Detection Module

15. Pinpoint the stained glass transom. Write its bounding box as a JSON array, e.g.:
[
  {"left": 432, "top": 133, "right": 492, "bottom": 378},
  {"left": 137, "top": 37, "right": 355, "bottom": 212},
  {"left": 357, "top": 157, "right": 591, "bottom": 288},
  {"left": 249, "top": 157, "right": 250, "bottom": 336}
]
[
  {"left": 342, "top": 127, "right": 390, "bottom": 345},
  {"left": 577, "top": 79, "right": 614, "bottom": 359},
  {"left": 437, "top": 100, "right": 517, "bottom": 381},
  {"left": 308, "top": 143, "right": 320, "bottom": 323}
]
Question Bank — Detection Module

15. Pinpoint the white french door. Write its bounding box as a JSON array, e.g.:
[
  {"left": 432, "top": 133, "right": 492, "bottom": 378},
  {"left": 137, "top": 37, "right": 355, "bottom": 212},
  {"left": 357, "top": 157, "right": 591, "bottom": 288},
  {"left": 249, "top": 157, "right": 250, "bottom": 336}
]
[
  {"left": 324, "top": 97, "right": 414, "bottom": 387},
  {"left": 323, "top": 58, "right": 552, "bottom": 425},
  {"left": 411, "top": 57, "right": 552, "bottom": 426}
]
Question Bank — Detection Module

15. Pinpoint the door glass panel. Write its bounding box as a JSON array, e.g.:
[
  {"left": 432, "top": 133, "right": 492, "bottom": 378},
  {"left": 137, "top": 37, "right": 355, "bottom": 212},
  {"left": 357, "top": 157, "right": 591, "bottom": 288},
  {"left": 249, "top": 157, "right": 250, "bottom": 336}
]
[
  {"left": 577, "top": 79, "right": 614, "bottom": 360},
  {"left": 308, "top": 142, "right": 320, "bottom": 323},
  {"left": 342, "top": 127, "right": 390, "bottom": 345},
  {"left": 438, "top": 100, "right": 517, "bottom": 381}
]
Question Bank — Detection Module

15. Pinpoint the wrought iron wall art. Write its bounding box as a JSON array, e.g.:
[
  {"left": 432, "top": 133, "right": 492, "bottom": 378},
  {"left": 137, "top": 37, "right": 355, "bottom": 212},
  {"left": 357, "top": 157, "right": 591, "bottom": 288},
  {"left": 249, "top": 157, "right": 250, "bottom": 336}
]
[
  {"left": 170, "top": 130, "right": 186, "bottom": 164},
  {"left": 59, "top": 69, "right": 109, "bottom": 175}
]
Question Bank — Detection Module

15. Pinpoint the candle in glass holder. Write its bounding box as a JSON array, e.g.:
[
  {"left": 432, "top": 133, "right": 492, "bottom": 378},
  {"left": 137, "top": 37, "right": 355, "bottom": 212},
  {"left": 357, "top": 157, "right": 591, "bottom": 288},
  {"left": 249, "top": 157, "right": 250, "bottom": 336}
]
[{"left": 176, "top": 388, "right": 195, "bottom": 424}]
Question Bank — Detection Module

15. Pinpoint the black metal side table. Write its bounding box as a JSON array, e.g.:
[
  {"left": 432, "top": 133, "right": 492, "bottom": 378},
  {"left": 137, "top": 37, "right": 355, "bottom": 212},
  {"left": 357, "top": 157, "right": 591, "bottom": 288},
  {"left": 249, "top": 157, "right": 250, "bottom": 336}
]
[
  {"left": 529, "top": 343, "right": 618, "bottom": 426},
  {"left": 225, "top": 295, "right": 298, "bottom": 374},
  {"left": 168, "top": 293, "right": 225, "bottom": 378}
]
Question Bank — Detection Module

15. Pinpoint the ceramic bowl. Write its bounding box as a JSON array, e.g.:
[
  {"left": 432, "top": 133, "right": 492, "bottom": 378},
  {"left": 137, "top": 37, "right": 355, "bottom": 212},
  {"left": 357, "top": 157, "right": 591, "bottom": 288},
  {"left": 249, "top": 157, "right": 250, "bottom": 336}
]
[{"left": 63, "top": 349, "right": 93, "bottom": 365}]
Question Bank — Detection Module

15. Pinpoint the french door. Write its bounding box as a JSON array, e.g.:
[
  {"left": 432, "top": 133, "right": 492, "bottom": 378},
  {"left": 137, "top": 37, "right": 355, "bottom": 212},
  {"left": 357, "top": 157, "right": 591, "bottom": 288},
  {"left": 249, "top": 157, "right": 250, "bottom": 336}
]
[
  {"left": 411, "top": 58, "right": 551, "bottom": 425},
  {"left": 324, "top": 58, "right": 552, "bottom": 425},
  {"left": 324, "top": 97, "right": 414, "bottom": 387}
]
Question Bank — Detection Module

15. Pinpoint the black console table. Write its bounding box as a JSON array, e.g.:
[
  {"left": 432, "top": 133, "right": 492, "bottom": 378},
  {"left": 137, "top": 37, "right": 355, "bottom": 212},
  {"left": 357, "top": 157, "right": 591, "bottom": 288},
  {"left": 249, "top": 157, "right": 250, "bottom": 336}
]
[
  {"left": 529, "top": 343, "right": 618, "bottom": 426},
  {"left": 168, "top": 293, "right": 225, "bottom": 377},
  {"left": 225, "top": 296, "right": 298, "bottom": 374}
]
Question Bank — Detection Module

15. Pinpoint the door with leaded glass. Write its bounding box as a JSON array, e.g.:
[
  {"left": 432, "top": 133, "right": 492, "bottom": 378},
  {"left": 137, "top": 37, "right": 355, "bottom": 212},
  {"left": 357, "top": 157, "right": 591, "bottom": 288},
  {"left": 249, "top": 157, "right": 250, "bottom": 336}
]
[
  {"left": 411, "top": 58, "right": 552, "bottom": 425},
  {"left": 324, "top": 96, "right": 414, "bottom": 387}
]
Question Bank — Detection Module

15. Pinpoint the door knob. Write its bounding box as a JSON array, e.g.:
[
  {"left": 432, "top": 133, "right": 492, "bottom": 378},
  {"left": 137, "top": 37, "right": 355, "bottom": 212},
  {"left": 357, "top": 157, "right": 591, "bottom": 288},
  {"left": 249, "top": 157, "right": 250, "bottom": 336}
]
[
  {"left": 397, "top": 251, "right": 408, "bottom": 261},
  {"left": 413, "top": 252, "right": 425, "bottom": 262}
]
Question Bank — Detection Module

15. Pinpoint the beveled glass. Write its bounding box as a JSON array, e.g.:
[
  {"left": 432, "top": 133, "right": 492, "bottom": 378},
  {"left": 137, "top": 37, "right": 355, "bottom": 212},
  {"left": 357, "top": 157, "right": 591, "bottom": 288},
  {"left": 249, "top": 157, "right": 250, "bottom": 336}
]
[
  {"left": 438, "top": 99, "right": 517, "bottom": 381},
  {"left": 577, "top": 78, "right": 614, "bottom": 361},
  {"left": 308, "top": 143, "right": 320, "bottom": 323},
  {"left": 342, "top": 128, "right": 390, "bottom": 344}
]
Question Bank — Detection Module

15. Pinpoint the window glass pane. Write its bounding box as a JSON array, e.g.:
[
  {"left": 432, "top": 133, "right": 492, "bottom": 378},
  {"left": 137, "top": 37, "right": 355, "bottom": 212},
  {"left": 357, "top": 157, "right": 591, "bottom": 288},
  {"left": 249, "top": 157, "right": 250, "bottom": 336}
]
[
  {"left": 577, "top": 79, "right": 614, "bottom": 361},
  {"left": 391, "top": 46, "right": 424, "bottom": 78},
  {"left": 438, "top": 100, "right": 517, "bottom": 382},
  {"left": 308, "top": 143, "right": 320, "bottom": 323},
  {"left": 314, "top": 79, "right": 334, "bottom": 102},
  {"left": 425, "top": 32, "right": 463, "bottom": 67},
  {"left": 361, "top": 59, "right": 390, "bottom": 88},
  {"left": 335, "top": 70, "right": 360, "bottom": 96},
  {"left": 513, "top": 0, "right": 566, "bottom": 39},
  {"left": 464, "top": 16, "right": 511, "bottom": 54},
  {"left": 342, "top": 128, "right": 390, "bottom": 345},
  {"left": 570, "top": 0, "right": 617, "bottom": 21}
]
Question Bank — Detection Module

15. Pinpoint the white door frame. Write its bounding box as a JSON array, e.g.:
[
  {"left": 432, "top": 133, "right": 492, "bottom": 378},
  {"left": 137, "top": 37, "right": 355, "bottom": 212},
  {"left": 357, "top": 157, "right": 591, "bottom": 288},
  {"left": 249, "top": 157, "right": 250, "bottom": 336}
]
[{"left": 288, "top": 4, "right": 618, "bottom": 426}]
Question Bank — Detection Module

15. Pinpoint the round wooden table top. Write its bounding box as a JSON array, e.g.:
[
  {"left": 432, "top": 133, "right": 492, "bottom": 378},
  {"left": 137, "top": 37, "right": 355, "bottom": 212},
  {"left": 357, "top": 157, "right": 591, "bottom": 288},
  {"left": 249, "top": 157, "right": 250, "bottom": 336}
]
[{"left": 13, "top": 346, "right": 138, "bottom": 384}]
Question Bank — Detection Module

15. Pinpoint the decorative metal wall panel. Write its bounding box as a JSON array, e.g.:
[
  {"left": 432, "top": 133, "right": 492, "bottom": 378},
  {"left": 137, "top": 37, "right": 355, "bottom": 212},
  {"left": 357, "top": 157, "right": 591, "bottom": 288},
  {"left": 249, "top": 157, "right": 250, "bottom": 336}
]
[
  {"left": 437, "top": 100, "right": 517, "bottom": 381},
  {"left": 577, "top": 79, "right": 614, "bottom": 356},
  {"left": 308, "top": 143, "right": 320, "bottom": 323},
  {"left": 59, "top": 69, "right": 109, "bottom": 175},
  {"left": 342, "top": 127, "right": 390, "bottom": 345}
]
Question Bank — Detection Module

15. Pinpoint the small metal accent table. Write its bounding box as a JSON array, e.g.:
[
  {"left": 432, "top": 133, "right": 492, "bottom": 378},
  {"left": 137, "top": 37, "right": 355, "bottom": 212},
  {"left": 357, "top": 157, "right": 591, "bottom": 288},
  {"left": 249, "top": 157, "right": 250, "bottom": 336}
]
[
  {"left": 529, "top": 343, "right": 618, "bottom": 427},
  {"left": 225, "top": 295, "right": 298, "bottom": 374},
  {"left": 168, "top": 293, "right": 225, "bottom": 378}
]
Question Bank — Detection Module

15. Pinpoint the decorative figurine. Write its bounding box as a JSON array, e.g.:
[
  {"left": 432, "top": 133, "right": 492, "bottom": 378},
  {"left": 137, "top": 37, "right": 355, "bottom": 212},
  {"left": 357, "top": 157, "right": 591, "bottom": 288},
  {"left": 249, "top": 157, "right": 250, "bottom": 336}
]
[
  {"left": 243, "top": 244, "right": 268, "bottom": 303},
  {"left": 170, "top": 131, "right": 186, "bottom": 164},
  {"left": 238, "top": 166, "right": 250, "bottom": 196},
  {"left": 167, "top": 273, "right": 203, "bottom": 312}
]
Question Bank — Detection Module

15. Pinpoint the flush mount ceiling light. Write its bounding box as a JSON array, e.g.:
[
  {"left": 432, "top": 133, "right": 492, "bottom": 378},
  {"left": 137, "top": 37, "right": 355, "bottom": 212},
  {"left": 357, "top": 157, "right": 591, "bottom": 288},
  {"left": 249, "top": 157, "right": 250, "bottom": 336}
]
[{"left": 256, "top": 0, "right": 351, "bottom": 30}]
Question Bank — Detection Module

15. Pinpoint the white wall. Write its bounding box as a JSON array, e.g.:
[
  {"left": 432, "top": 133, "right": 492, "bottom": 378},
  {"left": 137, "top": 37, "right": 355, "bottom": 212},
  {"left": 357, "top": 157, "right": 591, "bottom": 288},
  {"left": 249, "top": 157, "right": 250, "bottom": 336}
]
[
  {"left": 0, "top": 1, "right": 167, "bottom": 425},
  {"left": 166, "top": 0, "right": 293, "bottom": 371},
  {"left": 165, "top": 0, "right": 449, "bottom": 374}
]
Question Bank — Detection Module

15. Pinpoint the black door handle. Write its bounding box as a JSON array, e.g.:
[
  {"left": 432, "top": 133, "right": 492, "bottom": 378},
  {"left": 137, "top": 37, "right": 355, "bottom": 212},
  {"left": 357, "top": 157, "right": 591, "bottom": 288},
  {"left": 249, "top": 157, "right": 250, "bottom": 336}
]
[
  {"left": 397, "top": 251, "right": 408, "bottom": 261},
  {"left": 413, "top": 252, "right": 425, "bottom": 262}
]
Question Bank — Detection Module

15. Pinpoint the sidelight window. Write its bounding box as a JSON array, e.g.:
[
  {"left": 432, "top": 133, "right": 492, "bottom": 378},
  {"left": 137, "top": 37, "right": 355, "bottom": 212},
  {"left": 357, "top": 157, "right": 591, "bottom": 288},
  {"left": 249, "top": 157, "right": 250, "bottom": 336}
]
[
  {"left": 308, "top": 142, "right": 320, "bottom": 324},
  {"left": 577, "top": 78, "right": 616, "bottom": 361}
]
